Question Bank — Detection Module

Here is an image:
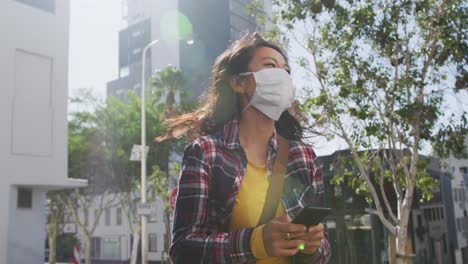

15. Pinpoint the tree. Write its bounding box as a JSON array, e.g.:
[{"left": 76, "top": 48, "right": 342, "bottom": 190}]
[
  {"left": 64, "top": 65, "right": 192, "bottom": 264},
  {"left": 64, "top": 89, "right": 119, "bottom": 264},
  {"left": 100, "top": 66, "right": 191, "bottom": 263},
  {"left": 267, "top": 0, "right": 467, "bottom": 263},
  {"left": 150, "top": 65, "right": 189, "bottom": 118},
  {"left": 150, "top": 66, "right": 192, "bottom": 262},
  {"left": 46, "top": 191, "right": 66, "bottom": 264}
]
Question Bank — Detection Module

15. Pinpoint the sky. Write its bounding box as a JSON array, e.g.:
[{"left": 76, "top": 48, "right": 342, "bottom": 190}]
[
  {"left": 68, "top": 0, "right": 126, "bottom": 99},
  {"left": 68, "top": 0, "right": 466, "bottom": 156}
]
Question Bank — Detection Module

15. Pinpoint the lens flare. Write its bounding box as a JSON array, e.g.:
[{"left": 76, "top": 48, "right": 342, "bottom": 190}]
[{"left": 160, "top": 10, "right": 193, "bottom": 43}]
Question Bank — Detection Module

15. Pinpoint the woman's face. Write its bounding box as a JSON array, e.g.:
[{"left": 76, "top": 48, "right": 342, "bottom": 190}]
[
  {"left": 234, "top": 46, "right": 290, "bottom": 103},
  {"left": 247, "top": 46, "right": 290, "bottom": 74}
]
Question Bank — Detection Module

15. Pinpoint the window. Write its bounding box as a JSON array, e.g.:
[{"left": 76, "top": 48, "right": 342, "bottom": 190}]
[
  {"left": 441, "top": 208, "right": 444, "bottom": 219},
  {"left": 116, "top": 208, "right": 122, "bottom": 226},
  {"left": 425, "top": 208, "right": 431, "bottom": 221},
  {"left": 105, "top": 208, "right": 111, "bottom": 226},
  {"left": 94, "top": 209, "right": 100, "bottom": 226},
  {"left": 17, "top": 188, "right": 32, "bottom": 209},
  {"left": 119, "top": 66, "right": 130, "bottom": 78},
  {"left": 460, "top": 167, "right": 468, "bottom": 175},
  {"left": 148, "top": 233, "right": 157, "bottom": 252},
  {"left": 443, "top": 234, "right": 447, "bottom": 254},
  {"left": 101, "top": 237, "right": 121, "bottom": 259},
  {"left": 132, "top": 48, "right": 142, "bottom": 55},
  {"left": 15, "top": 0, "right": 55, "bottom": 13},
  {"left": 84, "top": 208, "right": 89, "bottom": 226},
  {"left": 91, "top": 237, "right": 101, "bottom": 258}
]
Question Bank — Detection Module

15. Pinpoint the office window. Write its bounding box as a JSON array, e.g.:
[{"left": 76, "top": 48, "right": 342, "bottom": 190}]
[
  {"left": 105, "top": 208, "right": 111, "bottom": 226},
  {"left": 91, "top": 237, "right": 101, "bottom": 258},
  {"left": 116, "top": 208, "right": 122, "bottom": 226},
  {"left": 94, "top": 209, "right": 100, "bottom": 226},
  {"left": 460, "top": 167, "right": 467, "bottom": 175},
  {"left": 84, "top": 208, "right": 89, "bottom": 226},
  {"left": 425, "top": 208, "right": 431, "bottom": 221},
  {"left": 16, "top": 0, "right": 55, "bottom": 13},
  {"left": 119, "top": 66, "right": 130, "bottom": 78},
  {"left": 132, "top": 48, "right": 142, "bottom": 55},
  {"left": 17, "top": 188, "right": 32, "bottom": 209},
  {"left": 149, "top": 233, "right": 157, "bottom": 252},
  {"left": 102, "top": 237, "right": 121, "bottom": 259}
]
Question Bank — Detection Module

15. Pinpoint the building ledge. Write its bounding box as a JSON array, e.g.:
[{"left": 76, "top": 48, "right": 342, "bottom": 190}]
[{"left": 17, "top": 178, "right": 88, "bottom": 191}]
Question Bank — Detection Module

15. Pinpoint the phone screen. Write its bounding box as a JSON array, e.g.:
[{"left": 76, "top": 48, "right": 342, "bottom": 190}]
[{"left": 291, "top": 207, "right": 331, "bottom": 227}]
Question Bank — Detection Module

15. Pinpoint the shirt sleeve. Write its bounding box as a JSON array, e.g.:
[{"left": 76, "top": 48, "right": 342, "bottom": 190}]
[
  {"left": 293, "top": 233, "right": 331, "bottom": 264},
  {"left": 295, "top": 146, "right": 331, "bottom": 263},
  {"left": 169, "top": 141, "right": 256, "bottom": 264}
]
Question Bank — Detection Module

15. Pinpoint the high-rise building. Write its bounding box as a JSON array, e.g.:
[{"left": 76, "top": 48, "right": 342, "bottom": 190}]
[
  {"left": 441, "top": 136, "right": 468, "bottom": 264},
  {"left": 0, "top": 1, "right": 87, "bottom": 263},
  {"left": 107, "top": 0, "right": 273, "bottom": 102}
]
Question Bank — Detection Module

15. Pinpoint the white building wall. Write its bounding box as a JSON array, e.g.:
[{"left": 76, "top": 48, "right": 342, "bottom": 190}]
[
  {"left": 73, "top": 193, "right": 167, "bottom": 262},
  {"left": 8, "top": 187, "right": 47, "bottom": 263},
  {"left": 0, "top": 1, "right": 86, "bottom": 264}
]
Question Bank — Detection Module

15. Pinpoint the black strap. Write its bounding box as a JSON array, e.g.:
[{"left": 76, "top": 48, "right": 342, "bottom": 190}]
[{"left": 257, "top": 136, "right": 289, "bottom": 226}]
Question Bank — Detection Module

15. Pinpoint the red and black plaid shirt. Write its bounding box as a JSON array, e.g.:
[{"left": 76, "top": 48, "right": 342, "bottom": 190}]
[{"left": 170, "top": 118, "right": 331, "bottom": 263}]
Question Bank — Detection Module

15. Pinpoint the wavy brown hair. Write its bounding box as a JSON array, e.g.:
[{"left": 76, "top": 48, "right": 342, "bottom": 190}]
[{"left": 157, "top": 32, "right": 307, "bottom": 142}]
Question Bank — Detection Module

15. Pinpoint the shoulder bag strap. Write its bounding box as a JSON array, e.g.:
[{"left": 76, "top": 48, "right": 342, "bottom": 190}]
[{"left": 257, "top": 136, "right": 289, "bottom": 226}]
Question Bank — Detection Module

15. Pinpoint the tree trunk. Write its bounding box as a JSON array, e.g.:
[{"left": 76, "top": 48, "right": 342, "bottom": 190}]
[
  {"left": 164, "top": 210, "right": 172, "bottom": 264},
  {"left": 390, "top": 232, "right": 413, "bottom": 264},
  {"left": 48, "top": 233, "right": 56, "bottom": 264},
  {"left": 130, "top": 232, "right": 139, "bottom": 264},
  {"left": 84, "top": 234, "right": 92, "bottom": 264}
]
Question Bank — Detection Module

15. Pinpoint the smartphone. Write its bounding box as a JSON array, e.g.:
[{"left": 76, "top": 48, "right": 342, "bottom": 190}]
[{"left": 291, "top": 207, "right": 331, "bottom": 227}]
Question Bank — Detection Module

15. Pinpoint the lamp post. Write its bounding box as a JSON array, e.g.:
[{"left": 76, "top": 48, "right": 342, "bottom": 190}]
[
  {"left": 140, "top": 37, "right": 193, "bottom": 264},
  {"left": 140, "top": 39, "right": 159, "bottom": 264}
]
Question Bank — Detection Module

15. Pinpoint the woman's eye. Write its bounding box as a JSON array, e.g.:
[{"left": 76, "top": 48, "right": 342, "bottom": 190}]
[{"left": 265, "top": 63, "right": 276, "bottom": 68}]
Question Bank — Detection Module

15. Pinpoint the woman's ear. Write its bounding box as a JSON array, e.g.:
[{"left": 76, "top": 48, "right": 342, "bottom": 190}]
[{"left": 229, "top": 75, "right": 247, "bottom": 94}]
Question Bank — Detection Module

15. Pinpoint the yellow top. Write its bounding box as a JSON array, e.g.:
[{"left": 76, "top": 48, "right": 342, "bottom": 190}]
[{"left": 229, "top": 160, "right": 288, "bottom": 264}]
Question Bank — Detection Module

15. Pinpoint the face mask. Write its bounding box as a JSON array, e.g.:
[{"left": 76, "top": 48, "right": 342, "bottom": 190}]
[{"left": 239, "top": 68, "right": 296, "bottom": 121}]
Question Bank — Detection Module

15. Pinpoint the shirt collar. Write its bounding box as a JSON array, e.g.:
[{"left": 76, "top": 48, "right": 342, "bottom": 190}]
[{"left": 218, "top": 117, "right": 279, "bottom": 154}]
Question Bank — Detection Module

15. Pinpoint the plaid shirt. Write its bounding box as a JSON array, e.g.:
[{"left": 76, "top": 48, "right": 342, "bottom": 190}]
[{"left": 170, "top": 118, "right": 331, "bottom": 263}]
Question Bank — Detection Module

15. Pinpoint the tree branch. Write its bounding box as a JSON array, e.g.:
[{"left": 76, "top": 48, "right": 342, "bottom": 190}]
[{"left": 378, "top": 152, "right": 399, "bottom": 223}]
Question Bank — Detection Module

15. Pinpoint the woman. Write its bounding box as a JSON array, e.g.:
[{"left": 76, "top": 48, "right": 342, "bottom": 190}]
[{"left": 166, "top": 33, "right": 331, "bottom": 263}]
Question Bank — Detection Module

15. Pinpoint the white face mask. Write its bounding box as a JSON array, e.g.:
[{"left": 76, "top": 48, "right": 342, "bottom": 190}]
[{"left": 239, "top": 68, "right": 296, "bottom": 121}]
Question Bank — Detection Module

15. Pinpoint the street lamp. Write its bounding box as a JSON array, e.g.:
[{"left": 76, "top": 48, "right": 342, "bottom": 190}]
[
  {"left": 140, "top": 39, "right": 159, "bottom": 264},
  {"left": 140, "top": 37, "right": 194, "bottom": 264}
]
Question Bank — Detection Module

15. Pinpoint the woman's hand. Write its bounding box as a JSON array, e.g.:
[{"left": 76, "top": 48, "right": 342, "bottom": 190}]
[
  {"left": 295, "top": 224, "right": 325, "bottom": 254},
  {"left": 262, "top": 214, "right": 307, "bottom": 257}
]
